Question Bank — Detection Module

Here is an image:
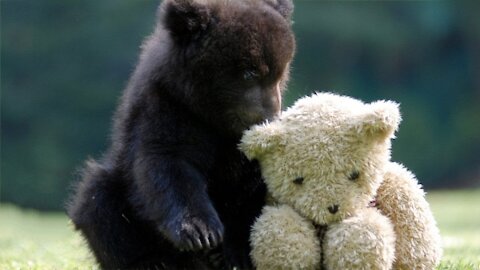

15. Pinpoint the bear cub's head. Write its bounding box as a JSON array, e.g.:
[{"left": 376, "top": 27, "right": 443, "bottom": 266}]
[
  {"left": 147, "top": 0, "right": 295, "bottom": 138},
  {"left": 240, "top": 93, "right": 401, "bottom": 225}
]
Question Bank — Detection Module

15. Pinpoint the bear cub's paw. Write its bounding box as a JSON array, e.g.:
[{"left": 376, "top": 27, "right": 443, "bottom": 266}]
[{"left": 162, "top": 211, "right": 224, "bottom": 251}]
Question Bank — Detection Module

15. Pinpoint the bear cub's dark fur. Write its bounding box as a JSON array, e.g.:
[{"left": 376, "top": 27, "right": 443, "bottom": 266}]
[{"left": 68, "top": 0, "right": 295, "bottom": 269}]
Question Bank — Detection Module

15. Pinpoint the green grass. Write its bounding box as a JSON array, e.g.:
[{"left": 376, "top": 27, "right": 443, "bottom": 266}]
[
  {"left": 429, "top": 189, "right": 480, "bottom": 270},
  {"left": 1, "top": 189, "right": 479, "bottom": 269},
  {"left": 0, "top": 206, "right": 97, "bottom": 269}
]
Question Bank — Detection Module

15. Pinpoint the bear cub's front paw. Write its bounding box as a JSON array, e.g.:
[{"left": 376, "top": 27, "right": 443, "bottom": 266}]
[{"left": 164, "top": 214, "right": 224, "bottom": 251}]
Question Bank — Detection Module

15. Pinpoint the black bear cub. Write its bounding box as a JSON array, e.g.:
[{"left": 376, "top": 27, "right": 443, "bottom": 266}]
[{"left": 68, "top": 0, "right": 295, "bottom": 269}]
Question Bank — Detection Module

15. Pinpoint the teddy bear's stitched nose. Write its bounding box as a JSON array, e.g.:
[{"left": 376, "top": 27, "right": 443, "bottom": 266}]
[{"left": 328, "top": 204, "right": 339, "bottom": 214}]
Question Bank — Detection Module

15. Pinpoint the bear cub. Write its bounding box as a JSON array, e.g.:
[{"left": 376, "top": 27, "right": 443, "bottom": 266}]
[{"left": 67, "top": 0, "right": 295, "bottom": 269}]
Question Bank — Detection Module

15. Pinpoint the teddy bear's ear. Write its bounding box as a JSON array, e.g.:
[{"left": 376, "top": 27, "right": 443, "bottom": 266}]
[
  {"left": 239, "top": 122, "right": 284, "bottom": 161},
  {"left": 358, "top": 100, "right": 402, "bottom": 140},
  {"left": 160, "top": 0, "right": 212, "bottom": 41}
]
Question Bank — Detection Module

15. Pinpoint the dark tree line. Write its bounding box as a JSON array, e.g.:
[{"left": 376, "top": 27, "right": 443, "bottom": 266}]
[{"left": 2, "top": 1, "right": 479, "bottom": 210}]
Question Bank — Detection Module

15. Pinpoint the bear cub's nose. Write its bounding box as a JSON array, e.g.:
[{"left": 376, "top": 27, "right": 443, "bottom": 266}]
[{"left": 328, "top": 204, "right": 339, "bottom": 214}]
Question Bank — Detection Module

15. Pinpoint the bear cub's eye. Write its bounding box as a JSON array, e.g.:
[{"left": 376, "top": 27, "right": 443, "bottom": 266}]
[
  {"left": 243, "top": 69, "right": 259, "bottom": 81},
  {"left": 348, "top": 170, "right": 360, "bottom": 181},
  {"left": 293, "top": 177, "right": 304, "bottom": 185}
]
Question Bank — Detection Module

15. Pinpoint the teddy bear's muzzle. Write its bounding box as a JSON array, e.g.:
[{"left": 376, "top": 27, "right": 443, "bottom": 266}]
[{"left": 327, "top": 204, "right": 339, "bottom": 214}]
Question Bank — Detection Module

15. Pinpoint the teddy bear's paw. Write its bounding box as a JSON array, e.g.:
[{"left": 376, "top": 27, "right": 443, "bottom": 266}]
[
  {"left": 377, "top": 162, "right": 442, "bottom": 269},
  {"left": 250, "top": 205, "right": 321, "bottom": 270},
  {"left": 323, "top": 208, "right": 396, "bottom": 270}
]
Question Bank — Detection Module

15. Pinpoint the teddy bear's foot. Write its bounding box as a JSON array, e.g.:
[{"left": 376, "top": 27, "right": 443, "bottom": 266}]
[
  {"left": 324, "top": 208, "right": 396, "bottom": 270},
  {"left": 251, "top": 205, "right": 321, "bottom": 270}
]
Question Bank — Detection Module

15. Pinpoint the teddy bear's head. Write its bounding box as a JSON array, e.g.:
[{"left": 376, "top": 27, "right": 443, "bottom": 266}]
[{"left": 240, "top": 92, "right": 401, "bottom": 225}]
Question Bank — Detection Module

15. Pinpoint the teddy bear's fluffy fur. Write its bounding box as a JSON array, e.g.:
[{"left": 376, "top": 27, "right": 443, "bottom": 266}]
[{"left": 239, "top": 92, "right": 442, "bottom": 270}]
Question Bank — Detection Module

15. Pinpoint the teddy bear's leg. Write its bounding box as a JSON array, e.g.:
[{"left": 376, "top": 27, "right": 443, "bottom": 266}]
[
  {"left": 376, "top": 162, "right": 442, "bottom": 270},
  {"left": 250, "top": 205, "right": 321, "bottom": 270},
  {"left": 324, "top": 207, "right": 396, "bottom": 270}
]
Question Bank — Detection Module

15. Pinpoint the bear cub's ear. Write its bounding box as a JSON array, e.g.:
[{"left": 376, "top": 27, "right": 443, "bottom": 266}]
[
  {"left": 264, "top": 0, "right": 294, "bottom": 20},
  {"left": 161, "top": 0, "right": 212, "bottom": 40}
]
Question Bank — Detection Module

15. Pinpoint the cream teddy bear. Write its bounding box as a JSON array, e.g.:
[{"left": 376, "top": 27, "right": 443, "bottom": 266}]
[{"left": 239, "top": 92, "right": 442, "bottom": 270}]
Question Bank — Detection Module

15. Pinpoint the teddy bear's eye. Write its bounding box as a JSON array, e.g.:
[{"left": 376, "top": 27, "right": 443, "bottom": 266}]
[
  {"left": 348, "top": 170, "right": 360, "bottom": 181},
  {"left": 243, "top": 69, "right": 259, "bottom": 81},
  {"left": 293, "top": 177, "right": 304, "bottom": 185}
]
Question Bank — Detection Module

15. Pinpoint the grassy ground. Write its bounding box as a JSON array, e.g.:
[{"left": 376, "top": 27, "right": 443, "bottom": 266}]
[
  {"left": 0, "top": 206, "right": 96, "bottom": 270},
  {"left": 1, "top": 189, "right": 479, "bottom": 270},
  {"left": 429, "top": 189, "right": 480, "bottom": 270}
]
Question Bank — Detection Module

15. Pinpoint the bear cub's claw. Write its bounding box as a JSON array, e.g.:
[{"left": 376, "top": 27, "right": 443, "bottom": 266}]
[{"left": 166, "top": 215, "right": 224, "bottom": 251}]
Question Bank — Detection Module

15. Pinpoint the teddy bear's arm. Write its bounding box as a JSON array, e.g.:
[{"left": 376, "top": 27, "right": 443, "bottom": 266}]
[
  {"left": 376, "top": 162, "right": 442, "bottom": 270},
  {"left": 250, "top": 205, "right": 321, "bottom": 270}
]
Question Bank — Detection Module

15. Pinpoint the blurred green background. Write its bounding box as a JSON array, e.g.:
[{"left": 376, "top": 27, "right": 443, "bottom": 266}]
[{"left": 1, "top": 1, "right": 480, "bottom": 211}]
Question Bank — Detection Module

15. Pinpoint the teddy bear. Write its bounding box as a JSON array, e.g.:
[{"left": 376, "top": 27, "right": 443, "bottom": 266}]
[{"left": 239, "top": 92, "right": 442, "bottom": 270}]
